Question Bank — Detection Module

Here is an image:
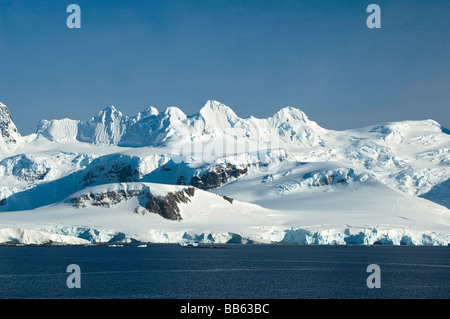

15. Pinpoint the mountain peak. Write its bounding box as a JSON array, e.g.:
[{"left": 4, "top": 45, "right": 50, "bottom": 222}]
[
  {"left": 163, "top": 106, "right": 186, "bottom": 120},
  {"left": 0, "top": 102, "right": 21, "bottom": 148},
  {"left": 201, "top": 100, "right": 235, "bottom": 112},
  {"left": 273, "top": 106, "right": 309, "bottom": 123},
  {"left": 198, "top": 100, "right": 239, "bottom": 126},
  {"left": 140, "top": 106, "right": 159, "bottom": 118},
  {"left": 92, "top": 105, "right": 125, "bottom": 124},
  {"left": 97, "top": 105, "right": 121, "bottom": 115}
]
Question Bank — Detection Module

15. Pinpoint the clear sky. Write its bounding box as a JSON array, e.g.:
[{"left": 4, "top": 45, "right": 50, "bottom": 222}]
[{"left": 0, "top": 0, "right": 449, "bottom": 135}]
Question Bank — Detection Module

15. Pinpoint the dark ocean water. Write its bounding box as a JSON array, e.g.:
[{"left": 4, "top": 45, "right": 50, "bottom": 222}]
[{"left": 0, "top": 244, "right": 449, "bottom": 299}]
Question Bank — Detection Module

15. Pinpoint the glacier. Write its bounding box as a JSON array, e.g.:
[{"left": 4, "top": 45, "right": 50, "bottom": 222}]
[{"left": 0, "top": 100, "right": 449, "bottom": 245}]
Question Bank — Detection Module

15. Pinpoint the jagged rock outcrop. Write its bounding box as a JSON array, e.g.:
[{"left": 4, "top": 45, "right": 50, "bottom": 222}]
[
  {"left": 301, "top": 168, "right": 375, "bottom": 187},
  {"left": 0, "top": 154, "right": 49, "bottom": 182},
  {"left": 0, "top": 102, "right": 21, "bottom": 150},
  {"left": 68, "top": 184, "right": 237, "bottom": 222},
  {"left": 71, "top": 189, "right": 141, "bottom": 208},
  {"left": 277, "top": 168, "right": 378, "bottom": 195},
  {"left": 80, "top": 154, "right": 141, "bottom": 187},
  {"left": 140, "top": 187, "right": 195, "bottom": 221},
  {"left": 190, "top": 163, "right": 249, "bottom": 190},
  {"left": 69, "top": 186, "right": 197, "bottom": 221}
]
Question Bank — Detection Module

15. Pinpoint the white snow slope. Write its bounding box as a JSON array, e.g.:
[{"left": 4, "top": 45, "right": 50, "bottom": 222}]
[{"left": 0, "top": 100, "right": 449, "bottom": 245}]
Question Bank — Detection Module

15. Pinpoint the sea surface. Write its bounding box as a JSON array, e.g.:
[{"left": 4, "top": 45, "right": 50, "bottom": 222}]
[{"left": 0, "top": 244, "right": 449, "bottom": 299}]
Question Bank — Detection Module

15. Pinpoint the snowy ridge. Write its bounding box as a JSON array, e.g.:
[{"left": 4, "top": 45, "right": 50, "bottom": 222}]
[
  {"left": 0, "top": 100, "right": 449, "bottom": 245},
  {"left": 34, "top": 100, "right": 325, "bottom": 148}
]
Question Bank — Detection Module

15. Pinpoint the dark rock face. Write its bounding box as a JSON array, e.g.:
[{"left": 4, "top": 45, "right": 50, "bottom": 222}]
[
  {"left": 190, "top": 163, "right": 249, "bottom": 190},
  {"left": 70, "top": 189, "right": 141, "bottom": 208},
  {"left": 0, "top": 103, "right": 20, "bottom": 145},
  {"left": 222, "top": 195, "right": 234, "bottom": 204},
  {"left": 313, "top": 174, "right": 349, "bottom": 187},
  {"left": 0, "top": 155, "right": 49, "bottom": 182},
  {"left": 80, "top": 155, "right": 141, "bottom": 187},
  {"left": 70, "top": 186, "right": 196, "bottom": 221},
  {"left": 303, "top": 169, "right": 356, "bottom": 188},
  {"left": 141, "top": 187, "right": 195, "bottom": 221},
  {"left": 176, "top": 175, "right": 187, "bottom": 185}
]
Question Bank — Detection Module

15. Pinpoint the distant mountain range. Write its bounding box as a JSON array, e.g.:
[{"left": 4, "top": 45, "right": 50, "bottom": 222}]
[{"left": 0, "top": 100, "right": 449, "bottom": 245}]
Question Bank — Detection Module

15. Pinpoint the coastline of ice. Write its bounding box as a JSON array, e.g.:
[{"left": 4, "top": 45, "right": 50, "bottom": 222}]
[{"left": 1, "top": 225, "right": 448, "bottom": 246}]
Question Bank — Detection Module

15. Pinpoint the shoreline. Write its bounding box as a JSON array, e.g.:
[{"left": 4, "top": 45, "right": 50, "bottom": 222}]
[{"left": 1, "top": 241, "right": 449, "bottom": 247}]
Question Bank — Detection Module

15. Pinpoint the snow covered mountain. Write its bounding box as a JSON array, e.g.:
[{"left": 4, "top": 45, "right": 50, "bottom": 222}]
[
  {"left": 0, "top": 100, "right": 449, "bottom": 245},
  {"left": 35, "top": 100, "right": 324, "bottom": 148}
]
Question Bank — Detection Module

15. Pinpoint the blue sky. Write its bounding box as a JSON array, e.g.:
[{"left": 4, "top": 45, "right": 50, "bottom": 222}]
[{"left": 0, "top": 0, "right": 449, "bottom": 134}]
